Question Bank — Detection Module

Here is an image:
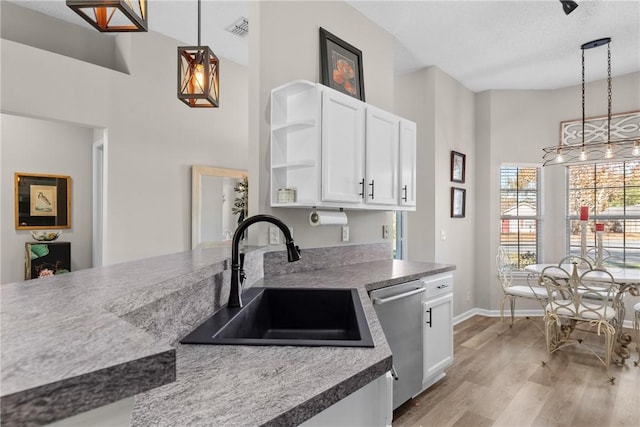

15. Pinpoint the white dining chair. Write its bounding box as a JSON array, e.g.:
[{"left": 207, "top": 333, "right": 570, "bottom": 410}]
[
  {"left": 496, "top": 246, "right": 547, "bottom": 330},
  {"left": 540, "top": 262, "right": 619, "bottom": 383}
]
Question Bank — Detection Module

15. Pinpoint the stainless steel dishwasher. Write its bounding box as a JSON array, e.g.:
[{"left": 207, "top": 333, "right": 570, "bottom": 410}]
[{"left": 370, "top": 280, "right": 425, "bottom": 409}]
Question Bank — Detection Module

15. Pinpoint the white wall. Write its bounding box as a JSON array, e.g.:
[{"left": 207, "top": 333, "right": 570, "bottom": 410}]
[
  {"left": 395, "top": 68, "right": 436, "bottom": 263},
  {"left": 248, "top": 1, "right": 395, "bottom": 249},
  {"left": 1, "top": 115, "right": 93, "bottom": 284},
  {"left": 1, "top": 4, "right": 248, "bottom": 269},
  {"left": 395, "top": 67, "right": 476, "bottom": 316}
]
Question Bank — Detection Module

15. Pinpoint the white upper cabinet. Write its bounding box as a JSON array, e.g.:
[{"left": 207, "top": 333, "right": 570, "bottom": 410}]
[
  {"left": 365, "top": 106, "right": 399, "bottom": 206},
  {"left": 399, "top": 120, "right": 417, "bottom": 207},
  {"left": 270, "top": 81, "right": 416, "bottom": 211},
  {"left": 321, "top": 88, "right": 365, "bottom": 204}
]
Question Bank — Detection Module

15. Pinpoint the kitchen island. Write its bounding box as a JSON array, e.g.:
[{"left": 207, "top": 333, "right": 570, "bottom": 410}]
[{"left": 1, "top": 243, "right": 454, "bottom": 426}]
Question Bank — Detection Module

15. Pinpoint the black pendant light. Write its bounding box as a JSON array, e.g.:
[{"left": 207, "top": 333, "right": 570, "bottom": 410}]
[
  {"left": 66, "top": 0, "right": 147, "bottom": 32},
  {"left": 177, "top": 0, "right": 220, "bottom": 108},
  {"left": 560, "top": 0, "right": 579, "bottom": 15}
]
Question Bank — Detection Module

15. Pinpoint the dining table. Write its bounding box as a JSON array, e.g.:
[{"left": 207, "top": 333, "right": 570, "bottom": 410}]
[{"left": 525, "top": 263, "right": 640, "bottom": 363}]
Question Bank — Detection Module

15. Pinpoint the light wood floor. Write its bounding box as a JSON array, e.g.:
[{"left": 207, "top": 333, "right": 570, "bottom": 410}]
[{"left": 393, "top": 315, "right": 640, "bottom": 427}]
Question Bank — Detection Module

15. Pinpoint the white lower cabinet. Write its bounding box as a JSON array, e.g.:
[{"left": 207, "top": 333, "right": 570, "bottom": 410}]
[
  {"left": 422, "top": 290, "right": 454, "bottom": 389},
  {"left": 300, "top": 372, "right": 393, "bottom": 427}
]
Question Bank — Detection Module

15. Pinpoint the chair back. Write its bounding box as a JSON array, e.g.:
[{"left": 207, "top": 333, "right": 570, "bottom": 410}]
[
  {"left": 540, "top": 262, "right": 617, "bottom": 321},
  {"left": 557, "top": 255, "right": 592, "bottom": 270},
  {"left": 497, "top": 247, "right": 513, "bottom": 290}
]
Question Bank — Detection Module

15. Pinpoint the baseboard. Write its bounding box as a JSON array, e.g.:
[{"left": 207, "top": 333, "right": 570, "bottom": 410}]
[{"left": 454, "top": 308, "right": 635, "bottom": 329}]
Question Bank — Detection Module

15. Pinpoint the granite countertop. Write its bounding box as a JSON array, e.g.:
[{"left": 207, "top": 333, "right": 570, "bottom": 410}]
[
  {"left": 131, "top": 259, "right": 455, "bottom": 426},
  {"left": 1, "top": 243, "right": 454, "bottom": 426},
  {"left": 0, "top": 247, "right": 235, "bottom": 425}
]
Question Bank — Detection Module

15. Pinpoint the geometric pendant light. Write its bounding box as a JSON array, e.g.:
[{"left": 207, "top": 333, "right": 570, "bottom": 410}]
[
  {"left": 177, "top": 0, "right": 220, "bottom": 108},
  {"left": 66, "top": 0, "right": 147, "bottom": 32}
]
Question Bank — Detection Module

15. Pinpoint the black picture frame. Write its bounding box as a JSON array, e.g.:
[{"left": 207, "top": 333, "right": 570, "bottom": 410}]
[
  {"left": 451, "top": 187, "right": 466, "bottom": 218},
  {"left": 451, "top": 151, "right": 466, "bottom": 183},
  {"left": 319, "top": 27, "right": 365, "bottom": 101}
]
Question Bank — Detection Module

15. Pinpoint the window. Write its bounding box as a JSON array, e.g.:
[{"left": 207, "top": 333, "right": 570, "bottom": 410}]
[
  {"left": 500, "top": 165, "right": 541, "bottom": 269},
  {"left": 567, "top": 162, "right": 640, "bottom": 268}
]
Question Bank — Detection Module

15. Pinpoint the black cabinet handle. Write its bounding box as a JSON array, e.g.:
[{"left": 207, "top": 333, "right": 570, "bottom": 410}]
[
  {"left": 358, "top": 179, "right": 365, "bottom": 198},
  {"left": 426, "top": 307, "right": 432, "bottom": 328},
  {"left": 369, "top": 180, "right": 375, "bottom": 199},
  {"left": 402, "top": 185, "right": 408, "bottom": 202}
]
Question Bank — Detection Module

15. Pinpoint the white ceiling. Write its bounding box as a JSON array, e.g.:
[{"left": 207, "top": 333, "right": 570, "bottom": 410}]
[{"left": 8, "top": 0, "right": 640, "bottom": 92}]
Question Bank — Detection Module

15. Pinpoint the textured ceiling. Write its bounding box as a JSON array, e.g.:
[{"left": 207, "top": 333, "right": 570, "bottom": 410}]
[
  {"left": 348, "top": 0, "right": 640, "bottom": 91},
  {"left": 7, "top": 0, "right": 640, "bottom": 92}
]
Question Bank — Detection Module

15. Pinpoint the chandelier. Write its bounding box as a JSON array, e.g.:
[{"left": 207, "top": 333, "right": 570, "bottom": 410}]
[
  {"left": 177, "top": 0, "right": 220, "bottom": 108},
  {"left": 542, "top": 38, "right": 639, "bottom": 166}
]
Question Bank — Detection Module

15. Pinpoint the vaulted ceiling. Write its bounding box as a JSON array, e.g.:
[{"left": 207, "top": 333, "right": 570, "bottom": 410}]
[{"left": 7, "top": 0, "right": 640, "bottom": 92}]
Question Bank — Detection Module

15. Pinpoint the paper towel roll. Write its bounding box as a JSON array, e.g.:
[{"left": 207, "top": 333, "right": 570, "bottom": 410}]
[{"left": 309, "top": 210, "right": 348, "bottom": 226}]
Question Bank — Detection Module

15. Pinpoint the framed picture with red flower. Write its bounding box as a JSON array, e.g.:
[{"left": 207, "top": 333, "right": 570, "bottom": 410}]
[{"left": 319, "top": 27, "right": 365, "bottom": 101}]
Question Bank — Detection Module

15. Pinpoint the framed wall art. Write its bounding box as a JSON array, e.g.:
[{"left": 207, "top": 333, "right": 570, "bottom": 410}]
[
  {"left": 319, "top": 27, "right": 365, "bottom": 101},
  {"left": 451, "top": 187, "right": 466, "bottom": 218},
  {"left": 451, "top": 151, "right": 466, "bottom": 183},
  {"left": 15, "top": 172, "right": 71, "bottom": 230}
]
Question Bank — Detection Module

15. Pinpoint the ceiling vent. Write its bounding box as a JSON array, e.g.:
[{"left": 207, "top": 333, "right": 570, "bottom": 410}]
[{"left": 226, "top": 17, "right": 248, "bottom": 36}]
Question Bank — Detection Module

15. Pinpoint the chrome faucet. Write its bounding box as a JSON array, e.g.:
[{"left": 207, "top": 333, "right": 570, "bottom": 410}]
[{"left": 228, "top": 214, "right": 301, "bottom": 308}]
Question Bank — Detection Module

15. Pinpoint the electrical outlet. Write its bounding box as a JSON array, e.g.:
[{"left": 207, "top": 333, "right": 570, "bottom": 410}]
[
  {"left": 341, "top": 226, "right": 349, "bottom": 242},
  {"left": 465, "top": 290, "right": 471, "bottom": 302},
  {"left": 382, "top": 225, "right": 389, "bottom": 239},
  {"left": 440, "top": 229, "right": 447, "bottom": 241},
  {"left": 269, "top": 226, "right": 280, "bottom": 245}
]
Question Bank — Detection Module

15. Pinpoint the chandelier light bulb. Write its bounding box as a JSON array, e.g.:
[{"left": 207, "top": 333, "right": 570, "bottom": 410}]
[
  {"left": 633, "top": 142, "right": 640, "bottom": 156},
  {"left": 556, "top": 153, "right": 564, "bottom": 163},
  {"left": 580, "top": 148, "right": 587, "bottom": 161},
  {"left": 605, "top": 144, "right": 613, "bottom": 159}
]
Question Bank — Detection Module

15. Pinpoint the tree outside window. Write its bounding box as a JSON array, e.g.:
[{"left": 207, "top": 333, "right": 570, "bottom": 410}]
[{"left": 567, "top": 161, "right": 640, "bottom": 268}]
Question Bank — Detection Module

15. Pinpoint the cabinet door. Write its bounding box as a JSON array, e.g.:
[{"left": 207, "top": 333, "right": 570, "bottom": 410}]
[
  {"left": 321, "top": 89, "right": 365, "bottom": 204},
  {"left": 399, "top": 120, "right": 417, "bottom": 207},
  {"left": 365, "top": 107, "right": 399, "bottom": 206},
  {"left": 423, "top": 294, "right": 454, "bottom": 381}
]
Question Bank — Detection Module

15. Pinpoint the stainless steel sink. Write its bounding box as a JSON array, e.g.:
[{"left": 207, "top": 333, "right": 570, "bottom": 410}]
[{"left": 180, "top": 287, "right": 374, "bottom": 347}]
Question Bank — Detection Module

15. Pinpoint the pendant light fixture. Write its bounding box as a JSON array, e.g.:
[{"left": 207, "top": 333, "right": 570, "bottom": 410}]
[
  {"left": 177, "top": 0, "right": 220, "bottom": 108},
  {"left": 542, "top": 38, "right": 639, "bottom": 166},
  {"left": 66, "top": 0, "right": 147, "bottom": 32}
]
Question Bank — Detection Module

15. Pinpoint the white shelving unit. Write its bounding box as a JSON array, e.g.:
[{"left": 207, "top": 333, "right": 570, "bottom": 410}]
[{"left": 270, "top": 81, "right": 321, "bottom": 207}]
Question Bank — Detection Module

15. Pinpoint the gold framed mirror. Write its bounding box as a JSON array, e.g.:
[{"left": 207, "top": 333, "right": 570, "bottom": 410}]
[
  {"left": 15, "top": 172, "right": 71, "bottom": 230},
  {"left": 191, "top": 166, "right": 247, "bottom": 249}
]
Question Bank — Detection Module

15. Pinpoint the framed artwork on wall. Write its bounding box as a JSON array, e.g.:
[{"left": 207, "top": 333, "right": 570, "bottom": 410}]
[
  {"left": 319, "top": 27, "right": 365, "bottom": 101},
  {"left": 451, "top": 151, "right": 466, "bottom": 183},
  {"left": 451, "top": 187, "right": 466, "bottom": 218},
  {"left": 14, "top": 172, "right": 71, "bottom": 230}
]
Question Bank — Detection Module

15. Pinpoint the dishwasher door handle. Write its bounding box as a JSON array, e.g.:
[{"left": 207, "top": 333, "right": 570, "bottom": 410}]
[{"left": 372, "top": 287, "right": 425, "bottom": 305}]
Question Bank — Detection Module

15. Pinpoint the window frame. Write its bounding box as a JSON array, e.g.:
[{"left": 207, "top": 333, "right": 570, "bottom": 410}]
[{"left": 499, "top": 163, "right": 543, "bottom": 271}]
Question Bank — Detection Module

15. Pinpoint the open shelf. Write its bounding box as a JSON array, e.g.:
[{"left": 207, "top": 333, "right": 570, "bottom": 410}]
[{"left": 272, "top": 160, "right": 316, "bottom": 170}]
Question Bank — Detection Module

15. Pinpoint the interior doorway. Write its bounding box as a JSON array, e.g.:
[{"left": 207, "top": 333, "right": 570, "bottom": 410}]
[{"left": 92, "top": 130, "right": 107, "bottom": 267}]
